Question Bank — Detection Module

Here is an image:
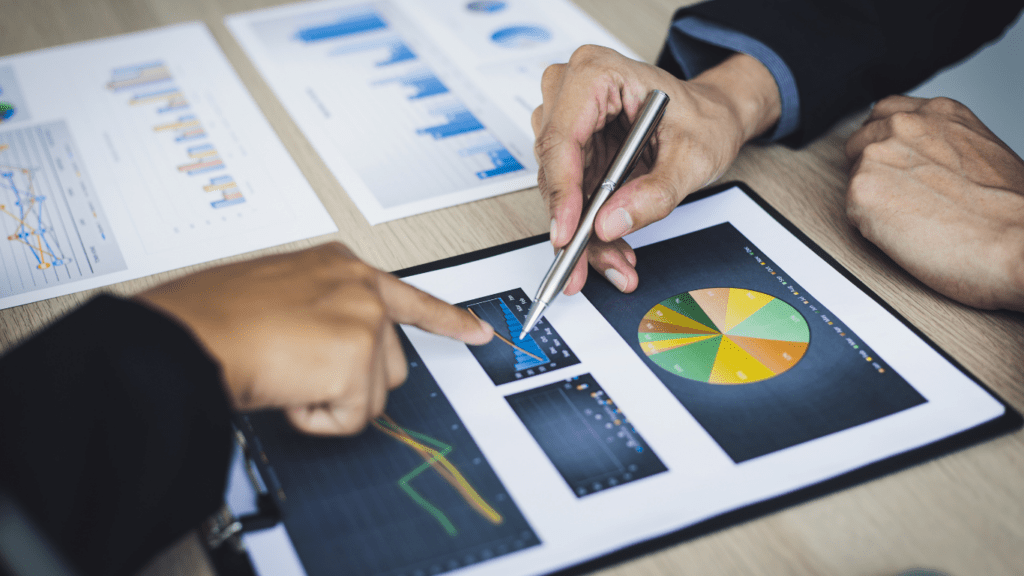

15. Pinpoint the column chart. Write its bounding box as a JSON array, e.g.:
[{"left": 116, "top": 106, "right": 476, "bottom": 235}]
[{"left": 506, "top": 374, "right": 667, "bottom": 497}]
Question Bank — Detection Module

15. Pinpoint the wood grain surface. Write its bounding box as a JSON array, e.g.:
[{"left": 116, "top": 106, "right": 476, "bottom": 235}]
[{"left": 1, "top": 1, "right": 1022, "bottom": 575}]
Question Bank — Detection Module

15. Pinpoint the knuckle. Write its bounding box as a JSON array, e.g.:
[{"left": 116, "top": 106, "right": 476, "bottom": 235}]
[
  {"left": 887, "top": 111, "right": 922, "bottom": 136},
  {"left": 349, "top": 393, "right": 371, "bottom": 422},
  {"left": 540, "top": 63, "right": 564, "bottom": 91},
  {"left": 567, "top": 44, "right": 606, "bottom": 66},
  {"left": 860, "top": 141, "right": 888, "bottom": 162},
  {"left": 346, "top": 321, "right": 380, "bottom": 361},
  {"left": 923, "top": 96, "right": 963, "bottom": 115},
  {"left": 845, "top": 172, "right": 879, "bottom": 214},
  {"left": 314, "top": 241, "right": 353, "bottom": 264},
  {"left": 389, "top": 363, "right": 408, "bottom": 389},
  {"left": 645, "top": 175, "right": 681, "bottom": 218},
  {"left": 533, "top": 127, "right": 563, "bottom": 164},
  {"left": 530, "top": 105, "right": 544, "bottom": 135},
  {"left": 335, "top": 413, "right": 367, "bottom": 436},
  {"left": 361, "top": 292, "right": 387, "bottom": 322}
]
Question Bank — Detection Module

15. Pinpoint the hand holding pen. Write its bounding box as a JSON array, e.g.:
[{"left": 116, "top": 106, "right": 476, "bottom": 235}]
[
  {"left": 529, "top": 46, "right": 784, "bottom": 301},
  {"left": 521, "top": 88, "right": 670, "bottom": 337}
]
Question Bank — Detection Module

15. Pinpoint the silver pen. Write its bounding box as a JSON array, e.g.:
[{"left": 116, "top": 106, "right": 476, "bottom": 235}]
[{"left": 519, "top": 89, "right": 669, "bottom": 340}]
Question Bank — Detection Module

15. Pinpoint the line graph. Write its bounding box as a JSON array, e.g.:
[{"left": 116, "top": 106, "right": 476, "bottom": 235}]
[
  {"left": 238, "top": 331, "right": 537, "bottom": 576},
  {"left": 0, "top": 122, "right": 126, "bottom": 298},
  {"left": 0, "top": 155, "right": 64, "bottom": 270},
  {"left": 372, "top": 414, "right": 502, "bottom": 536}
]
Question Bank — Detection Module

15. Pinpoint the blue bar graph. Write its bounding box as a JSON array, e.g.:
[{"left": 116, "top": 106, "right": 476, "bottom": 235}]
[
  {"left": 480, "top": 148, "right": 524, "bottom": 179},
  {"left": 211, "top": 197, "right": 246, "bottom": 209},
  {"left": 379, "top": 41, "right": 415, "bottom": 66},
  {"left": 375, "top": 71, "right": 448, "bottom": 99},
  {"left": 297, "top": 13, "right": 387, "bottom": 42},
  {"left": 417, "top": 104, "right": 484, "bottom": 139},
  {"left": 329, "top": 37, "right": 417, "bottom": 66},
  {"left": 496, "top": 299, "right": 550, "bottom": 371},
  {"left": 460, "top": 142, "right": 525, "bottom": 179}
]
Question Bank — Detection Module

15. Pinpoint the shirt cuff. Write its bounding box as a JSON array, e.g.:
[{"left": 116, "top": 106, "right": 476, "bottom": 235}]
[{"left": 667, "top": 16, "right": 800, "bottom": 142}]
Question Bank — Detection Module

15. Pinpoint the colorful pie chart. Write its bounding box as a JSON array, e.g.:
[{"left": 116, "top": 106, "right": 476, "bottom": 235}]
[
  {"left": 0, "top": 102, "right": 15, "bottom": 122},
  {"left": 638, "top": 288, "right": 809, "bottom": 384}
]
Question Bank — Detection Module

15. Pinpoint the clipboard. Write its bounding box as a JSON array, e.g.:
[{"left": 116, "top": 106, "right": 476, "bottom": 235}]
[{"left": 211, "top": 181, "right": 1022, "bottom": 576}]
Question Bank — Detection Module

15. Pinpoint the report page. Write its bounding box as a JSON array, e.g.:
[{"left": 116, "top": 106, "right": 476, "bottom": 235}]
[
  {"left": 0, "top": 23, "right": 336, "bottom": 309},
  {"left": 234, "top": 184, "right": 1008, "bottom": 576}
]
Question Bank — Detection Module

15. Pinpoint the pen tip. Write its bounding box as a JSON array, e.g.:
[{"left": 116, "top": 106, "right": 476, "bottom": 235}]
[{"left": 518, "top": 330, "right": 527, "bottom": 340}]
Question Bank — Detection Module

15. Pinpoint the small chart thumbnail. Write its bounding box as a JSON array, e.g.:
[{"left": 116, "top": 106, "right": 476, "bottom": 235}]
[
  {"left": 459, "top": 288, "right": 580, "bottom": 384},
  {"left": 0, "top": 66, "right": 30, "bottom": 125},
  {"left": 0, "top": 121, "right": 126, "bottom": 298},
  {"left": 506, "top": 375, "right": 666, "bottom": 497},
  {"left": 239, "top": 331, "right": 538, "bottom": 576}
]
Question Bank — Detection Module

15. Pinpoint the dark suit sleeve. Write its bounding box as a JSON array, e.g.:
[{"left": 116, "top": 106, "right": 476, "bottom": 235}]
[
  {"left": 657, "top": 0, "right": 1024, "bottom": 146},
  {"left": 0, "top": 295, "right": 233, "bottom": 576}
]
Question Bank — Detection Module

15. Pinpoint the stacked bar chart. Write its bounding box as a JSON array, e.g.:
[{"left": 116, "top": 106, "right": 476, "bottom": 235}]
[{"left": 108, "top": 61, "right": 244, "bottom": 209}]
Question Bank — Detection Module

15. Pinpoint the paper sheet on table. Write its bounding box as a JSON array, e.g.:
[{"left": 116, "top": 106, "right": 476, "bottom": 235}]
[
  {"left": 225, "top": 0, "right": 637, "bottom": 224},
  {"left": 229, "top": 184, "right": 1012, "bottom": 576},
  {"left": 0, "top": 23, "right": 336, "bottom": 310}
]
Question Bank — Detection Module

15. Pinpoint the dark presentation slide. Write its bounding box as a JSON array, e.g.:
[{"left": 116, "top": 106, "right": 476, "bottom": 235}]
[
  {"left": 582, "top": 223, "right": 926, "bottom": 462},
  {"left": 240, "top": 333, "right": 539, "bottom": 576}
]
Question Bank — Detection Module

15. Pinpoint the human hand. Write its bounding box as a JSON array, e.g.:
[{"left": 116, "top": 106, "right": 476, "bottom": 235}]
[
  {"left": 136, "top": 242, "right": 493, "bottom": 435},
  {"left": 532, "top": 46, "right": 781, "bottom": 294},
  {"left": 845, "top": 95, "right": 1024, "bottom": 312}
]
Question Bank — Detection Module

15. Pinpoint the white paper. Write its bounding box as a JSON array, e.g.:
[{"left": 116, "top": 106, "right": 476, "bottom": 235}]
[
  {"left": 0, "top": 23, "right": 336, "bottom": 310},
  {"left": 225, "top": 0, "right": 636, "bottom": 224},
  {"left": 235, "top": 185, "right": 1005, "bottom": 576}
]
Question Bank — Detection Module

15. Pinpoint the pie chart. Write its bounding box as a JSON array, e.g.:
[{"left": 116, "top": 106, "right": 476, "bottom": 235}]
[
  {"left": 0, "top": 101, "right": 14, "bottom": 122},
  {"left": 638, "top": 288, "right": 809, "bottom": 384},
  {"left": 490, "top": 25, "right": 551, "bottom": 48}
]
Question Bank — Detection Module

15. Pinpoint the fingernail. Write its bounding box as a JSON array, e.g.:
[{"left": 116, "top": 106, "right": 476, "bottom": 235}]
[
  {"left": 550, "top": 219, "right": 558, "bottom": 244},
  {"left": 604, "top": 268, "right": 628, "bottom": 292},
  {"left": 603, "top": 208, "right": 633, "bottom": 239}
]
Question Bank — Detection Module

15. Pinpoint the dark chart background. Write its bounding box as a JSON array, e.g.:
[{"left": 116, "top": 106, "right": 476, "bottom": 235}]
[
  {"left": 581, "top": 223, "right": 926, "bottom": 462},
  {"left": 460, "top": 288, "right": 580, "bottom": 384},
  {"left": 506, "top": 374, "right": 667, "bottom": 497},
  {"left": 240, "top": 334, "right": 539, "bottom": 576}
]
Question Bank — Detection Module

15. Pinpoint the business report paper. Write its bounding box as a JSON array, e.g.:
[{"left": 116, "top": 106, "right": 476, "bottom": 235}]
[
  {"left": 231, "top": 184, "right": 1015, "bottom": 576},
  {"left": 226, "top": 0, "right": 636, "bottom": 224},
  {"left": 0, "top": 23, "right": 336, "bottom": 310}
]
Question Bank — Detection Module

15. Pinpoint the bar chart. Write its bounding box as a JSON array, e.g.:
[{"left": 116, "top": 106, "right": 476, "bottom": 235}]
[
  {"left": 506, "top": 375, "right": 667, "bottom": 497},
  {"left": 231, "top": 1, "right": 539, "bottom": 222}
]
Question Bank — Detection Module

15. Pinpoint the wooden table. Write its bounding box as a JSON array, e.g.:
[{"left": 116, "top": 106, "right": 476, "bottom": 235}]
[{"left": 2, "top": 1, "right": 1023, "bottom": 575}]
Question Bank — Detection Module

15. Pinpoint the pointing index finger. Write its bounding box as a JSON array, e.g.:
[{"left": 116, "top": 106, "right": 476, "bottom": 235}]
[{"left": 376, "top": 271, "right": 494, "bottom": 345}]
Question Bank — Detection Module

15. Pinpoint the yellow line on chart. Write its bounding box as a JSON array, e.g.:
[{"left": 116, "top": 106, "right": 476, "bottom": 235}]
[
  {"left": 374, "top": 415, "right": 503, "bottom": 524},
  {"left": 153, "top": 118, "right": 200, "bottom": 132},
  {"left": 203, "top": 182, "right": 237, "bottom": 192},
  {"left": 130, "top": 91, "right": 184, "bottom": 105}
]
